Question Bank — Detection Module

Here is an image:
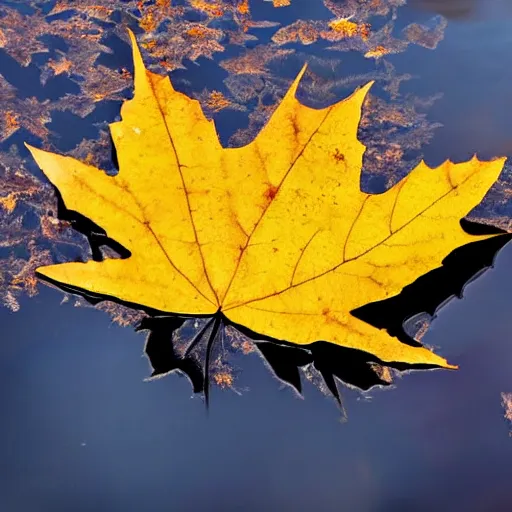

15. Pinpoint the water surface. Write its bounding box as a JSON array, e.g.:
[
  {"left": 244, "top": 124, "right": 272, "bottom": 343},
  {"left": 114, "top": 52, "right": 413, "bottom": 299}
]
[{"left": 1, "top": 1, "right": 512, "bottom": 511}]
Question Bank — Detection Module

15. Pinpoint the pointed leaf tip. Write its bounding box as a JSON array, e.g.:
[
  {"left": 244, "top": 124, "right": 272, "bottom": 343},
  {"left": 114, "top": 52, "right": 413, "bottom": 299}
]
[
  {"left": 297, "top": 63, "right": 308, "bottom": 79},
  {"left": 24, "top": 142, "right": 44, "bottom": 165},
  {"left": 287, "top": 63, "right": 308, "bottom": 98},
  {"left": 126, "top": 28, "right": 146, "bottom": 91},
  {"left": 354, "top": 80, "right": 374, "bottom": 101},
  {"left": 126, "top": 27, "right": 136, "bottom": 40}
]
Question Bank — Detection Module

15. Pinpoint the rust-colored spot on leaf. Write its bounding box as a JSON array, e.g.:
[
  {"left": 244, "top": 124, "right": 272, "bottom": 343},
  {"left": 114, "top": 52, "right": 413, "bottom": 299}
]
[
  {"left": 333, "top": 148, "right": 345, "bottom": 163},
  {"left": 264, "top": 184, "right": 279, "bottom": 201}
]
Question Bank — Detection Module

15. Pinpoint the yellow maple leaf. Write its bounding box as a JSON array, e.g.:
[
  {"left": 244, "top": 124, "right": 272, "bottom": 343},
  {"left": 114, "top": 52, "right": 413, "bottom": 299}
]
[{"left": 26, "top": 30, "right": 507, "bottom": 371}]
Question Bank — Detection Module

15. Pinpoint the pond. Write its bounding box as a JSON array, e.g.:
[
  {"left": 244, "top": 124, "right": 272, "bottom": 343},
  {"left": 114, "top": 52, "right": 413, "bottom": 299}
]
[{"left": 1, "top": 1, "right": 512, "bottom": 510}]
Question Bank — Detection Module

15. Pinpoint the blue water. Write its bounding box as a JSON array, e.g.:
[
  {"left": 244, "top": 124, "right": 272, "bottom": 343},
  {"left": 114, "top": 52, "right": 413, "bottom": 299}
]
[{"left": 1, "top": 1, "right": 512, "bottom": 511}]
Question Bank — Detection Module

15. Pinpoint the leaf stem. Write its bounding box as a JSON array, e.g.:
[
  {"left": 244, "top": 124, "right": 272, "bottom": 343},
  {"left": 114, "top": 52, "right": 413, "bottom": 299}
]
[
  {"left": 183, "top": 317, "right": 214, "bottom": 358},
  {"left": 204, "top": 313, "right": 223, "bottom": 409}
]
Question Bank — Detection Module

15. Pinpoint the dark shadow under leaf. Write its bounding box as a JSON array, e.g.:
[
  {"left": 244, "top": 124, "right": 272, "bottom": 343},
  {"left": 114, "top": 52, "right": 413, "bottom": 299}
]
[{"left": 136, "top": 316, "right": 204, "bottom": 393}]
